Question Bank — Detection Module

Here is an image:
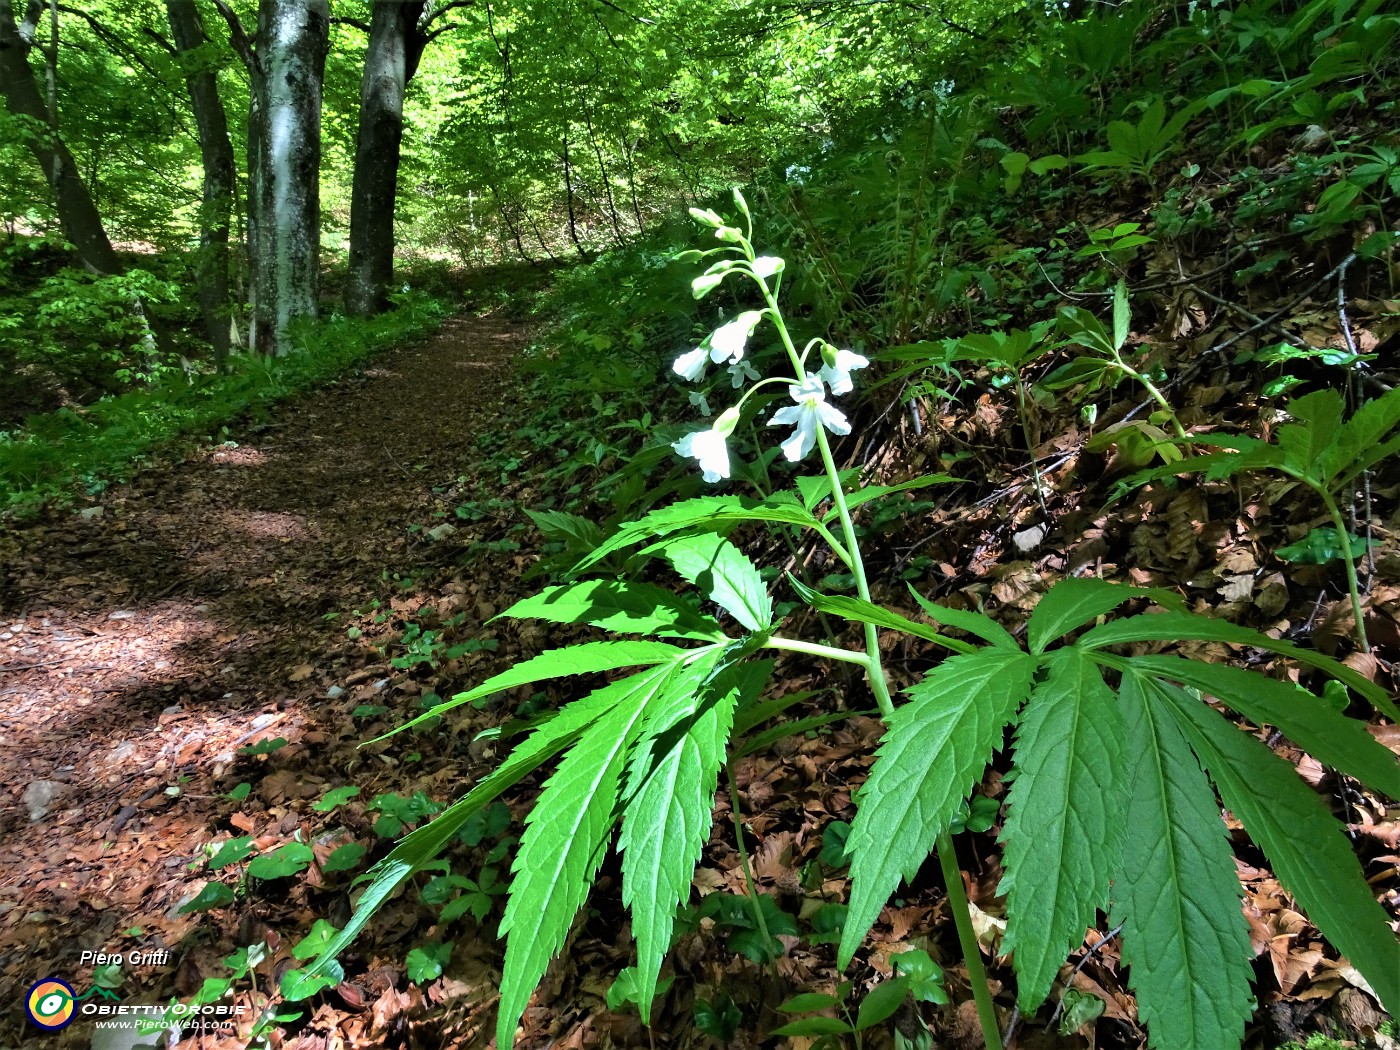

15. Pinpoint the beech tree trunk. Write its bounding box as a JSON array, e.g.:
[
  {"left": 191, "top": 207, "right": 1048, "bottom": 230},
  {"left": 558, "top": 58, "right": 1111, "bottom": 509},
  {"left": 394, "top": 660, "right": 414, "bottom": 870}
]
[
  {"left": 166, "top": 0, "right": 236, "bottom": 369},
  {"left": 0, "top": 0, "right": 120, "bottom": 275},
  {"left": 246, "top": 0, "right": 329, "bottom": 356},
  {"left": 345, "top": 0, "right": 428, "bottom": 317}
]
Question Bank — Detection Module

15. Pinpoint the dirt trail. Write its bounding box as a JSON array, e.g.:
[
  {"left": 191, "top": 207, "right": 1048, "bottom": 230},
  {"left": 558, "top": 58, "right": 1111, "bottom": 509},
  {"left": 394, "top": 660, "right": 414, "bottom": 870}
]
[{"left": 0, "top": 314, "right": 528, "bottom": 1044}]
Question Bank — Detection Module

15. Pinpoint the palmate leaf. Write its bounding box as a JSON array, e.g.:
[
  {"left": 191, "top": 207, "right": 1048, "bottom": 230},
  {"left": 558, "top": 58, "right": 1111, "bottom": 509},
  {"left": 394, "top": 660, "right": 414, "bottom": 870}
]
[
  {"left": 1025, "top": 577, "right": 1182, "bottom": 654},
  {"left": 644, "top": 532, "right": 772, "bottom": 631},
  {"left": 502, "top": 579, "right": 726, "bottom": 640},
  {"left": 306, "top": 660, "right": 691, "bottom": 987},
  {"left": 1155, "top": 679, "right": 1400, "bottom": 1014},
  {"left": 573, "top": 494, "right": 828, "bottom": 573},
  {"left": 496, "top": 660, "right": 696, "bottom": 1048},
  {"left": 618, "top": 662, "right": 766, "bottom": 1023},
  {"left": 789, "top": 577, "right": 975, "bottom": 654},
  {"left": 379, "top": 639, "right": 693, "bottom": 737},
  {"left": 1000, "top": 648, "right": 1126, "bottom": 1011},
  {"left": 1127, "top": 654, "right": 1400, "bottom": 798},
  {"left": 1115, "top": 672, "right": 1254, "bottom": 1050},
  {"left": 1078, "top": 611, "right": 1396, "bottom": 717},
  {"left": 839, "top": 648, "right": 1037, "bottom": 967}
]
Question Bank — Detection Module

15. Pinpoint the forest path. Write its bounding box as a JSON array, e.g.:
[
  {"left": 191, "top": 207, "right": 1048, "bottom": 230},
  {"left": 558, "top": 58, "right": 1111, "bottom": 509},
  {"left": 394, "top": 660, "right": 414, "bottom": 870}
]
[{"left": 0, "top": 313, "right": 529, "bottom": 1040}]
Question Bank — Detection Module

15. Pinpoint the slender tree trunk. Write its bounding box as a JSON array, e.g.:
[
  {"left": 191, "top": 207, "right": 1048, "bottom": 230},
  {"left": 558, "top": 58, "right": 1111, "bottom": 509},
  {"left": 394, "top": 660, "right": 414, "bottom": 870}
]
[
  {"left": 167, "top": 0, "right": 236, "bottom": 369},
  {"left": 247, "top": 0, "right": 328, "bottom": 356},
  {"left": 561, "top": 128, "right": 590, "bottom": 262},
  {"left": 345, "top": 0, "right": 427, "bottom": 317},
  {"left": 0, "top": 0, "right": 120, "bottom": 275}
]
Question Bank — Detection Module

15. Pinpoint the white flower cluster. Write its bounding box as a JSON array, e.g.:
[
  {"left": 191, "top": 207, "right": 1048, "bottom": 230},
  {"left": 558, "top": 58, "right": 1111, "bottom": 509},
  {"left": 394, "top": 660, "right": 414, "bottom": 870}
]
[{"left": 669, "top": 307, "right": 867, "bottom": 483}]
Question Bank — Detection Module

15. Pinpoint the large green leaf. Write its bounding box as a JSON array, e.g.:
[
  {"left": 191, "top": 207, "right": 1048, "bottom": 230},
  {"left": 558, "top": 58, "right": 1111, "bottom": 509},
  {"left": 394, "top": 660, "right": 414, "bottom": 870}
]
[
  {"left": 1317, "top": 385, "right": 1400, "bottom": 487},
  {"left": 645, "top": 533, "right": 772, "bottom": 632},
  {"left": 1077, "top": 612, "right": 1396, "bottom": 718},
  {"left": 496, "top": 666, "right": 675, "bottom": 1047},
  {"left": 1025, "top": 577, "right": 1181, "bottom": 654},
  {"left": 378, "top": 640, "right": 693, "bottom": 738},
  {"left": 306, "top": 663, "right": 686, "bottom": 985},
  {"left": 1156, "top": 680, "right": 1400, "bottom": 1014},
  {"left": 1127, "top": 654, "right": 1400, "bottom": 798},
  {"left": 839, "top": 648, "right": 1037, "bottom": 967},
  {"left": 788, "top": 577, "right": 975, "bottom": 654},
  {"left": 574, "top": 494, "right": 831, "bottom": 572},
  {"left": 503, "top": 580, "right": 726, "bottom": 640},
  {"left": 1115, "top": 672, "right": 1254, "bottom": 1050},
  {"left": 617, "top": 664, "right": 755, "bottom": 1023},
  {"left": 999, "top": 648, "right": 1126, "bottom": 1011}
]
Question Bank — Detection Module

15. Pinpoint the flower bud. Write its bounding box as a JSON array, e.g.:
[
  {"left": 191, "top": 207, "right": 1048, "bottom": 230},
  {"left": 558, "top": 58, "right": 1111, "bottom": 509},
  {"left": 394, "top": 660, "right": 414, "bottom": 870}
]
[{"left": 713, "top": 406, "right": 742, "bottom": 438}]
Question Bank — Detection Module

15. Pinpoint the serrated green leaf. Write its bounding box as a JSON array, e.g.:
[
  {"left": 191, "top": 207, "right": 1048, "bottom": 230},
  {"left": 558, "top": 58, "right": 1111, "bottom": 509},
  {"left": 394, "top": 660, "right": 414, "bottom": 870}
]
[
  {"left": 646, "top": 532, "right": 772, "bottom": 631},
  {"left": 1026, "top": 577, "right": 1182, "bottom": 653},
  {"left": 618, "top": 660, "right": 750, "bottom": 1023},
  {"left": 305, "top": 661, "right": 689, "bottom": 986},
  {"left": 503, "top": 580, "right": 726, "bottom": 641},
  {"left": 1114, "top": 671, "right": 1253, "bottom": 1050},
  {"left": 377, "top": 639, "right": 691, "bottom": 738},
  {"left": 1127, "top": 655, "right": 1400, "bottom": 798},
  {"left": 312, "top": 786, "right": 360, "bottom": 812},
  {"left": 789, "top": 576, "right": 975, "bottom": 655},
  {"left": 907, "top": 585, "right": 1020, "bottom": 650},
  {"left": 1078, "top": 612, "right": 1395, "bottom": 719},
  {"left": 1000, "top": 649, "right": 1126, "bottom": 1012},
  {"left": 855, "top": 975, "right": 910, "bottom": 1029},
  {"left": 1275, "top": 527, "right": 1372, "bottom": 565},
  {"left": 495, "top": 665, "right": 676, "bottom": 1047},
  {"left": 207, "top": 836, "right": 253, "bottom": 870},
  {"left": 840, "top": 648, "right": 1037, "bottom": 966},
  {"left": 574, "top": 494, "right": 830, "bottom": 573},
  {"left": 524, "top": 508, "right": 605, "bottom": 551},
  {"left": 1155, "top": 680, "right": 1400, "bottom": 1014}
]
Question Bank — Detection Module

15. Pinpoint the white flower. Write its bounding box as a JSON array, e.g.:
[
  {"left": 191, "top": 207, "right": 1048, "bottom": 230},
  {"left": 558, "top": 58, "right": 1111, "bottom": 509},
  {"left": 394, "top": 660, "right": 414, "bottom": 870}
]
[
  {"left": 768, "top": 373, "right": 852, "bottom": 462},
  {"left": 708, "top": 310, "right": 764, "bottom": 364},
  {"left": 818, "top": 348, "right": 869, "bottom": 396},
  {"left": 673, "top": 427, "right": 730, "bottom": 483},
  {"left": 673, "top": 346, "right": 710, "bottom": 381},
  {"left": 728, "top": 359, "right": 759, "bottom": 388}
]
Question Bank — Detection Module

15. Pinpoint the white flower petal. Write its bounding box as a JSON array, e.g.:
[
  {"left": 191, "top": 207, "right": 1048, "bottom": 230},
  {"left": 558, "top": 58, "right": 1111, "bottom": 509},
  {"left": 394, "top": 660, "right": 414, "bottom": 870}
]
[
  {"left": 819, "top": 349, "right": 870, "bottom": 396},
  {"left": 780, "top": 422, "right": 815, "bottom": 462},
  {"left": 815, "top": 400, "right": 852, "bottom": 436},
  {"left": 728, "top": 359, "right": 760, "bottom": 388},
  {"left": 673, "top": 428, "right": 731, "bottom": 483},
  {"left": 708, "top": 310, "right": 764, "bottom": 364},
  {"left": 673, "top": 346, "right": 710, "bottom": 381}
]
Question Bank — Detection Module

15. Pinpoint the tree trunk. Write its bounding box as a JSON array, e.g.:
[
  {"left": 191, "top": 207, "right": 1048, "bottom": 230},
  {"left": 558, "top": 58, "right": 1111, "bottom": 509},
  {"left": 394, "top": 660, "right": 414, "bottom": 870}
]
[
  {"left": 167, "top": 0, "right": 236, "bottom": 369},
  {"left": 345, "top": 0, "right": 427, "bottom": 317},
  {"left": 247, "top": 0, "right": 328, "bottom": 356},
  {"left": 0, "top": 0, "right": 120, "bottom": 275}
]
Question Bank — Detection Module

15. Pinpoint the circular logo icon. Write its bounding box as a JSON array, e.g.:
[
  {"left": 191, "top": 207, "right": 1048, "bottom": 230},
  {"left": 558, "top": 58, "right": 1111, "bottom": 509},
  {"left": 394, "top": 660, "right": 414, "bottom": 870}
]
[{"left": 26, "top": 977, "right": 76, "bottom": 1031}]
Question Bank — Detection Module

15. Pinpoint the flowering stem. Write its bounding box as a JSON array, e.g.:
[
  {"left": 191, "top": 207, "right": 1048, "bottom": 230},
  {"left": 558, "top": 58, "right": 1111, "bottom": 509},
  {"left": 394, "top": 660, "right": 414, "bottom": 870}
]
[
  {"left": 937, "top": 831, "right": 1002, "bottom": 1050},
  {"left": 815, "top": 426, "right": 895, "bottom": 720}
]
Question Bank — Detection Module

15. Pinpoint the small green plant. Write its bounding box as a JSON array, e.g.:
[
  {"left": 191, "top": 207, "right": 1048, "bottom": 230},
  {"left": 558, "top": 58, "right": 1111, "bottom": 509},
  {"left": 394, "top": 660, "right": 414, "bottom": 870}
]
[
  {"left": 1074, "top": 97, "right": 1197, "bottom": 191},
  {"left": 1125, "top": 384, "right": 1400, "bottom": 653},
  {"left": 304, "top": 195, "right": 1399, "bottom": 1050}
]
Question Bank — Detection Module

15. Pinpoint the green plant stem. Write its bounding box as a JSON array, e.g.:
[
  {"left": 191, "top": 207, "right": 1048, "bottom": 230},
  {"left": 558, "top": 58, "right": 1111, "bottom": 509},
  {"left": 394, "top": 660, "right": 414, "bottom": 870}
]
[
  {"left": 936, "top": 831, "right": 1001, "bottom": 1050},
  {"left": 1015, "top": 381, "right": 1051, "bottom": 519},
  {"left": 1320, "top": 488, "right": 1371, "bottom": 653},
  {"left": 815, "top": 425, "right": 895, "bottom": 719},
  {"left": 725, "top": 759, "right": 775, "bottom": 966},
  {"left": 765, "top": 635, "right": 872, "bottom": 666},
  {"left": 1113, "top": 358, "right": 1187, "bottom": 439}
]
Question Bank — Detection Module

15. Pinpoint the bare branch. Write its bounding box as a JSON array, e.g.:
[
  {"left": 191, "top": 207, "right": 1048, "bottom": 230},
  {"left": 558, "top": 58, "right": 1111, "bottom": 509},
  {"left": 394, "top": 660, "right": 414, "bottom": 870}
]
[
  {"left": 208, "top": 0, "right": 254, "bottom": 69},
  {"left": 330, "top": 15, "right": 370, "bottom": 32},
  {"left": 422, "top": 0, "right": 474, "bottom": 29}
]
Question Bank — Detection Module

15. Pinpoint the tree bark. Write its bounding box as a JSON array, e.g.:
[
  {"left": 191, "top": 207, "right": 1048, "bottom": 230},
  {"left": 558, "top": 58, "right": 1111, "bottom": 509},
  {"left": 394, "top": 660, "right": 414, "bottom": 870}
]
[
  {"left": 0, "top": 0, "right": 120, "bottom": 275},
  {"left": 245, "top": 0, "right": 329, "bottom": 355},
  {"left": 344, "top": 0, "right": 427, "bottom": 317},
  {"left": 166, "top": 0, "right": 236, "bottom": 369}
]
